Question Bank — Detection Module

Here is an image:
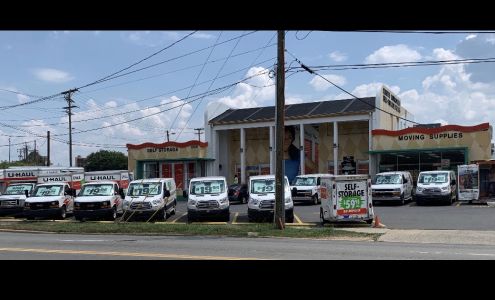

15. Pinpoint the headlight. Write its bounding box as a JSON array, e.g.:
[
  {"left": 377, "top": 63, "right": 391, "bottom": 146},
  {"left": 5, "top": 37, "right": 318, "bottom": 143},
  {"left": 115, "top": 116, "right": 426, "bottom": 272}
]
[
  {"left": 24, "top": 202, "right": 30, "bottom": 208},
  {"left": 51, "top": 201, "right": 58, "bottom": 206},
  {"left": 101, "top": 201, "right": 111, "bottom": 208},
  {"left": 285, "top": 197, "right": 291, "bottom": 203},
  {"left": 152, "top": 199, "right": 162, "bottom": 205},
  {"left": 188, "top": 200, "right": 197, "bottom": 206},
  {"left": 219, "top": 197, "right": 228, "bottom": 204},
  {"left": 75, "top": 202, "right": 80, "bottom": 207},
  {"left": 441, "top": 186, "right": 449, "bottom": 191},
  {"left": 249, "top": 198, "right": 259, "bottom": 205},
  {"left": 417, "top": 187, "right": 424, "bottom": 192},
  {"left": 394, "top": 188, "right": 401, "bottom": 192}
]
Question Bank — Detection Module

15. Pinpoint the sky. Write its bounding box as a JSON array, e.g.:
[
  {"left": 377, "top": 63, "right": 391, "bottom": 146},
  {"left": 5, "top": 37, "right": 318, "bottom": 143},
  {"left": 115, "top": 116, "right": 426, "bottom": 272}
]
[{"left": 1, "top": 30, "right": 494, "bottom": 166}]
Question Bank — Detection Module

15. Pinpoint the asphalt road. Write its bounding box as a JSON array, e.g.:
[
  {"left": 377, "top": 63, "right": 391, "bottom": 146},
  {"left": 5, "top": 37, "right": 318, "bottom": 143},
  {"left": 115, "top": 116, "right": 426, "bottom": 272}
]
[{"left": 1, "top": 232, "right": 495, "bottom": 259}]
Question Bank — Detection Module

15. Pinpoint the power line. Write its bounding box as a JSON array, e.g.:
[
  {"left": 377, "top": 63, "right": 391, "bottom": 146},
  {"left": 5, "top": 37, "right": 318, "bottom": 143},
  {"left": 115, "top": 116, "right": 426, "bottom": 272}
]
[
  {"left": 77, "top": 31, "right": 198, "bottom": 90},
  {"left": 330, "top": 30, "right": 495, "bottom": 34},
  {"left": 285, "top": 49, "right": 420, "bottom": 125}
]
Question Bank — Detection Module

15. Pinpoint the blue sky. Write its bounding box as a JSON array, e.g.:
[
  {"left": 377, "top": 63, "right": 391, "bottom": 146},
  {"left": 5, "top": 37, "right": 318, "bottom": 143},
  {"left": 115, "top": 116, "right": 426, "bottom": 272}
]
[{"left": 1, "top": 30, "right": 494, "bottom": 166}]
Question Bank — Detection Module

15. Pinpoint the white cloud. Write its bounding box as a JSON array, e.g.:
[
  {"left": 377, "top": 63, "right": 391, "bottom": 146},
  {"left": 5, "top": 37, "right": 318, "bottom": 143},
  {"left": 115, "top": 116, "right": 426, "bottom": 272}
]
[
  {"left": 215, "top": 67, "right": 275, "bottom": 109},
  {"left": 286, "top": 96, "right": 304, "bottom": 104},
  {"left": 309, "top": 74, "right": 346, "bottom": 91},
  {"left": 329, "top": 51, "right": 347, "bottom": 62},
  {"left": 192, "top": 32, "right": 215, "bottom": 39},
  {"left": 122, "top": 31, "right": 196, "bottom": 47},
  {"left": 33, "top": 68, "right": 74, "bottom": 83},
  {"left": 465, "top": 34, "right": 477, "bottom": 40},
  {"left": 365, "top": 44, "right": 422, "bottom": 64},
  {"left": 17, "top": 94, "right": 30, "bottom": 103}
]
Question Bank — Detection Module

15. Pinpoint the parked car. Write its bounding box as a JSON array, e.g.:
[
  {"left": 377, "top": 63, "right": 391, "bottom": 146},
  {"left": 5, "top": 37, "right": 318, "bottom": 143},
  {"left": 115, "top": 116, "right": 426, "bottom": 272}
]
[
  {"left": 415, "top": 170, "right": 457, "bottom": 205},
  {"left": 371, "top": 171, "right": 414, "bottom": 205},
  {"left": 228, "top": 184, "right": 248, "bottom": 204}
]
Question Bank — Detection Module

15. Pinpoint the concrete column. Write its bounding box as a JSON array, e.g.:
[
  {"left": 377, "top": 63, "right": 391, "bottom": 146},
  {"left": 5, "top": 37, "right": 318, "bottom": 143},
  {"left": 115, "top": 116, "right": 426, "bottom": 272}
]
[
  {"left": 369, "top": 114, "right": 374, "bottom": 175},
  {"left": 269, "top": 126, "right": 274, "bottom": 174},
  {"left": 240, "top": 128, "right": 246, "bottom": 184},
  {"left": 299, "top": 124, "right": 305, "bottom": 175},
  {"left": 333, "top": 121, "right": 339, "bottom": 175},
  {"left": 211, "top": 128, "right": 218, "bottom": 176},
  {"left": 311, "top": 134, "right": 316, "bottom": 162}
]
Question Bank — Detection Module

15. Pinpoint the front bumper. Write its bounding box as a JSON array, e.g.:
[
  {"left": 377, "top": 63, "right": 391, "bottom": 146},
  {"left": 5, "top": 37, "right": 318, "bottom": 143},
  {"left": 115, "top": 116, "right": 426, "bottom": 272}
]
[
  {"left": 188, "top": 207, "right": 229, "bottom": 217},
  {"left": 24, "top": 208, "right": 60, "bottom": 218},
  {"left": 74, "top": 208, "right": 114, "bottom": 219},
  {"left": 0, "top": 207, "right": 24, "bottom": 216}
]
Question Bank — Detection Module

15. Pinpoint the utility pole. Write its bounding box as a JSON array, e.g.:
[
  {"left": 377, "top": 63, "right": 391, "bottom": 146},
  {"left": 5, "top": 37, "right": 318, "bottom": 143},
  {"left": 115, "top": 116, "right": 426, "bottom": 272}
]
[
  {"left": 194, "top": 128, "right": 204, "bottom": 142},
  {"left": 24, "top": 143, "right": 28, "bottom": 161},
  {"left": 8, "top": 137, "right": 10, "bottom": 163},
  {"left": 274, "top": 30, "right": 285, "bottom": 230},
  {"left": 47, "top": 131, "right": 50, "bottom": 167},
  {"left": 166, "top": 130, "right": 175, "bottom": 142},
  {"left": 62, "top": 89, "right": 78, "bottom": 167},
  {"left": 34, "top": 140, "right": 37, "bottom": 165}
]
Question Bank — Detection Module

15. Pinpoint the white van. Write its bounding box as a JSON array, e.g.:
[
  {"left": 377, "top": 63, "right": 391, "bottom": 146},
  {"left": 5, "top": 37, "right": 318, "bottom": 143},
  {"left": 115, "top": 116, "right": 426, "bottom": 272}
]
[
  {"left": 0, "top": 183, "right": 36, "bottom": 216},
  {"left": 415, "top": 170, "right": 457, "bottom": 205},
  {"left": 186, "top": 176, "right": 229, "bottom": 222},
  {"left": 291, "top": 174, "right": 329, "bottom": 205},
  {"left": 247, "top": 175, "right": 294, "bottom": 223},
  {"left": 74, "top": 181, "right": 125, "bottom": 221},
  {"left": 371, "top": 171, "right": 414, "bottom": 205},
  {"left": 24, "top": 183, "right": 76, "bottom": 220},
  {"left": 320, "top": 174, "right": 374, "bottom": 224},
  {"left": 123, "top": 178, "right": 177, "bottom": 221}
]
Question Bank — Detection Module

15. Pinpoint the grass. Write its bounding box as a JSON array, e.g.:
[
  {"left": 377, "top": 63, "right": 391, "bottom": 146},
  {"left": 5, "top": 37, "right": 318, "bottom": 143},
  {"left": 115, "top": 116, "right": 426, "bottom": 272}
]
[{"left": 0, "top": 221, "right": 381, "bottom": 240}]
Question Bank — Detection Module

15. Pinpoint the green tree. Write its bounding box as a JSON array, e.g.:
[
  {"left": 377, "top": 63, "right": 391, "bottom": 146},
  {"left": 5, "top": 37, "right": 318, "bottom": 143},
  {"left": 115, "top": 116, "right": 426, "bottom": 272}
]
[{"left": 85, "top": 150, "right": 128, "bottom": 171}]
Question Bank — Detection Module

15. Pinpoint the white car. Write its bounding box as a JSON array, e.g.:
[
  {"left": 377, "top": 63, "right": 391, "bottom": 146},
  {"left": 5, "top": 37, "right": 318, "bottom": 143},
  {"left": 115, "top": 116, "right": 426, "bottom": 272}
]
[
  {"left": 186, "top": 176, "right": 229, "bottom": 222},
  {"left": 371, "top": 171, "right": 414, "bottom": 205},
  {"left": 291, "top": 174, "right": 329, "bottom": 205}
]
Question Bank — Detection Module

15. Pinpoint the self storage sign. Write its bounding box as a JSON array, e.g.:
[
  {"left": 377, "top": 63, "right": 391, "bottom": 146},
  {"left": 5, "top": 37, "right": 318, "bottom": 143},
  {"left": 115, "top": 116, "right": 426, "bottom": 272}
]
[{"left": 336, "top": 182, "right": 368, "bottom": 215}]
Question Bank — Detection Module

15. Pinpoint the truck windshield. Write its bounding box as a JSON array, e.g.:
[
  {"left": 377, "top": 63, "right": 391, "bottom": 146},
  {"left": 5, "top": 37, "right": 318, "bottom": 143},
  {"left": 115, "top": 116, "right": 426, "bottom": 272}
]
[
  {"left": 32, "top": 185, "right": 63, "bottom": 197},
  {"left": 127, "top": 183, "right": 161, "bottom": 196},
  {"left": 190, "top": 180, "right": 225, "bottom": 195},
  {"left": 418, "top": 173, "right": 448, "bottom": 184},
  {"left": 79, "top": 184, "right": 113, "bottom": 196},
  {"left": 251, "top": 179, "right": 276, "bottom": 194},
  {"left": 375, "top": 174, "right": 402, "bottom": 184},
  {"left": 4, "top": 184, "right": 33, "bottom": 195},
  {"left": 293, "top": 177, "right": 316, "bottom": 186}
]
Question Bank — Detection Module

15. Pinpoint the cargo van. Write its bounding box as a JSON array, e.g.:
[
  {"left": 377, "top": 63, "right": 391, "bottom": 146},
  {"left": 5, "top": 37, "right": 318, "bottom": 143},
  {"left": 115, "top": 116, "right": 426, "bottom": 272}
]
[
  {"left": 291, "top": 174, "right": 329, "bottom": 205},
  {"left": 122, "top": 178, "right": 176, "bottom": 221},
  {"left": 0, "top": 183, "right": 36, "bottom": 216},
  {"left": 24, "top": 182, "right": 76, "bottom": 220},
  {"left": 186, "top": 176, "right": 229, "bottom": 222},
  {"left": 247, "top": 175, "right": 294, "bottom": 223},
  {"left": 415, "top": 170, "right": 457, "bottom": 205},
  {"left": 320, "top": 174, "right": 374, "bottom": 224},
  {"left": 74, "top": 181, "right": 125, "bottom": 221},
  {"left": 371, "top": 171, "right": 414, "bottom": 205}
]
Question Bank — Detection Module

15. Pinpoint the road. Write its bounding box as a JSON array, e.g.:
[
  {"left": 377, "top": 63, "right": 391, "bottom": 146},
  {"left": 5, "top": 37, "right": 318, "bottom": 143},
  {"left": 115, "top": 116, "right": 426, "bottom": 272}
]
[{"left": 1, "top": 231, "right": 495, "bottom": 259}]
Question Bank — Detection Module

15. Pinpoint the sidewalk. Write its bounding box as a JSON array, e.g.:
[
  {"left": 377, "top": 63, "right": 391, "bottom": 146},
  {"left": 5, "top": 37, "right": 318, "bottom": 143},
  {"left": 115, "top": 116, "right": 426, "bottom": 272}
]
[{"left": 340, "top": 228, "right": 495, "bottom": 246}]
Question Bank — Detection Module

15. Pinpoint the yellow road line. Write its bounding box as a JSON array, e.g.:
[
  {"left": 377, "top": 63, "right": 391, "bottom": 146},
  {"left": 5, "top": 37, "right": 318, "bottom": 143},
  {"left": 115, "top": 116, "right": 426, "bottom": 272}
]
[
  {"left": 0, "top": 247, "right": 262, "bottom": 260},
  {"left": 232, "top": 212, "right": 239, "bottom": 224},
  {"left": 294, "top": 214, "right": 303, "bottom": 224},
  {"left": 171, "top": 212, "right": 187, "bottom": 223}
]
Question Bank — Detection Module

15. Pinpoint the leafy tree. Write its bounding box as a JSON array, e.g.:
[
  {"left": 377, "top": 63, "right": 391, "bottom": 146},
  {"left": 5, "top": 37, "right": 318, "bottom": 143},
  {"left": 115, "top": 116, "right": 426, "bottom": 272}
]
[{"left": 85, "top": 150, "right": 128, "bottom": 171}]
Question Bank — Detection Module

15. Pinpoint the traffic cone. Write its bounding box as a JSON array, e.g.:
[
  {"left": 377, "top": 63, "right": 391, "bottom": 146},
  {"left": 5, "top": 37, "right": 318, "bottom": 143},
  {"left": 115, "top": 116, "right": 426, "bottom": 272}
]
[{"left": 372, "top": 215, "right": 385, "bottom": 228}]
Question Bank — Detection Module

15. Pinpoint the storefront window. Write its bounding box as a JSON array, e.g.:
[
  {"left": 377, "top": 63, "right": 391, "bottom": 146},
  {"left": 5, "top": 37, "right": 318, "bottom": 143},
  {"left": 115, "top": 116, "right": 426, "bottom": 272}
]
[{"left": 143, "top": 162, "right": 159, "bottom": 179}]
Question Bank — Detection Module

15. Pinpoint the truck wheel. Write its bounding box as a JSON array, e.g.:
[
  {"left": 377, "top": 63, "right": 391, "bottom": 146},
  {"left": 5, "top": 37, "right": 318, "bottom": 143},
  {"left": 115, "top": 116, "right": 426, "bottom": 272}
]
[
  {"left": 108, "top": 207, "right": 117, "bottom": 221},
  {"left": 59, "top": 206, "right": 66, "bottom": 220},
  {"left": 312, "top": 195, "right": 318, "bottom": 205},
  {"left": 320, "top": 208, "right": 327, "bottom": 225},
  {"left": 224, "top": 211, "right": 230, "bottom": 222},
  {"left": 366, "top": 219, "right": 373, "bottom": 224},
  {"left": 286, "top": 212, "right": 294, "bottom": 223},
  {"left": 400, "top": 194, "right": 405, "bottom": 205},
  {"left": 170, "top": 201, "right": 176, "bottom": 215}
]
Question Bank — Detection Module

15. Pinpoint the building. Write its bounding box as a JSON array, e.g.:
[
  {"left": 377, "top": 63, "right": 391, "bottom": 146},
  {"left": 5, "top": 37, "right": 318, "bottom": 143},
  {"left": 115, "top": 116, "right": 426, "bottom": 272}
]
[
  {"left": 205, "top": 85, "right": 492, "bottom": 184},
  {"left": 126, "top": 141, "right": 212, "bottom": 194}
]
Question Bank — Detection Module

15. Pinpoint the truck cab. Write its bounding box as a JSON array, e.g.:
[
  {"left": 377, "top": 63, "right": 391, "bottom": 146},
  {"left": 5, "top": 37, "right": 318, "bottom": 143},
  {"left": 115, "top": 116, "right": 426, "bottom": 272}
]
[
  {"left": 122, "top": 178, "right": 177, "bottom": 221},
  {"left": 247, "top": 175, "right": 294, "bottom": 223},
  {"left": 0, "top": 183, "right": 36, "bottom": 216},
  {"left": 24, "top": 183, "right": 76, "bottom": 220},
  {"left": 186, "top": 176, "right": 230, "bottom": 222},
  {"left": 74, "top": 181, "right": 125, "bottom": 221}
]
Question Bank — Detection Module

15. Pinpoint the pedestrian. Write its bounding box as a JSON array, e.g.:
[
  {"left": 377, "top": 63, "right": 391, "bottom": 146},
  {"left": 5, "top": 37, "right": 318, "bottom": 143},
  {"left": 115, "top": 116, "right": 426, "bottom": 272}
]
[{"left": 233, "top": 174, "right": 239, "bottom": 185}]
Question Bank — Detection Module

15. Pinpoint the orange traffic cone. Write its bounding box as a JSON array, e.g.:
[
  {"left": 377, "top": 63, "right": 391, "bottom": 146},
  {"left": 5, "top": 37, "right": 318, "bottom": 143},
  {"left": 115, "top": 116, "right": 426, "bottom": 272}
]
[{"left": 372, "top": 215, "right": 385, "bottom": 228}]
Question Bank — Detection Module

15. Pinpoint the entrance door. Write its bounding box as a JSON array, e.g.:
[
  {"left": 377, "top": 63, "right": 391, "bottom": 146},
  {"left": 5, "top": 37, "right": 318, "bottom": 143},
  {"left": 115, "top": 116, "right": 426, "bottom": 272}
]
[{"left": 174, "top": 163, "right": 184, "bottom": 190}]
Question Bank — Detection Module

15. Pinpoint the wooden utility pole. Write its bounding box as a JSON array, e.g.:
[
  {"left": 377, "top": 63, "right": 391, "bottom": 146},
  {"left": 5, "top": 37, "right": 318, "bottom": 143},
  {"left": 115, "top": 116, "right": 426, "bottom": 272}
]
[
  {"left": 62, "top": 89, "right": 78, "bottom": 167},
  {"left": 194, "top": 128, "right": 204, "bottom": 142},
  {"left": 274, "top": 30, "right": 285, "bottom": 229},
  {"left": 47, "top": 131, "right": 50, "bottom": 166}
]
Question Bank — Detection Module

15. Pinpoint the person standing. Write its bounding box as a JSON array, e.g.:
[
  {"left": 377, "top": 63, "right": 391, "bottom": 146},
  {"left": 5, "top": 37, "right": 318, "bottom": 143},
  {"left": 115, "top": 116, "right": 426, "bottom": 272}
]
[{"left": 233, "top": 174, "right": 239, "bottom": 185}]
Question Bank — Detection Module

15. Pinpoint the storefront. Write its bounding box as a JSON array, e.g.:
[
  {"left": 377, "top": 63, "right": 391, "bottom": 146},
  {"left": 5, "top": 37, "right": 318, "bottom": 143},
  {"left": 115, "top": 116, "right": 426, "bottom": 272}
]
[
  {"left": 370, "top": 123, "right": 493, "bottom": 182},
  {"left": 127, "top": 141, "right": 211, "bottom": 194}
]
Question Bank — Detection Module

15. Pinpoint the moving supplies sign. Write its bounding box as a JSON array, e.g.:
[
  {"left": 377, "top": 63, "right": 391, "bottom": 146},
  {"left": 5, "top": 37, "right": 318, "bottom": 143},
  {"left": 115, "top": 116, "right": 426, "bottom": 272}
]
[
  {"left": 336, "top": 181, "right": 367, "bottom": 215},
  {"left": 458, "top": 164, "right": 479, "bottom": 201}
]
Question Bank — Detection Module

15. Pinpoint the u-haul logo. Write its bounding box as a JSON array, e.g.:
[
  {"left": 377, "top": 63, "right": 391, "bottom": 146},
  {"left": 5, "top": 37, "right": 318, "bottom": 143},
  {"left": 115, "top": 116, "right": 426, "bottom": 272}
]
[
  {"left": 42, "top": 177, "right": 68, "bottom": 182},
  {"left": 7, "top": 171, "right": 36, "bottom": 178},
  {"left": 86, "top": 175, "right": 119, "bottom": 181}
]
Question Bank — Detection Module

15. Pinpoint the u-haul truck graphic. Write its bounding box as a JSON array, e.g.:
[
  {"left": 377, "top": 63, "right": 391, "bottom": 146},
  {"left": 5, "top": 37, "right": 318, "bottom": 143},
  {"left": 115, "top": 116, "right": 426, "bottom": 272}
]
[
  {"left": 320, "top": 174, "right": 374, "bottom": 224},
  {"left": 84, "top": 170, "right": 133, "bottom": 189}
]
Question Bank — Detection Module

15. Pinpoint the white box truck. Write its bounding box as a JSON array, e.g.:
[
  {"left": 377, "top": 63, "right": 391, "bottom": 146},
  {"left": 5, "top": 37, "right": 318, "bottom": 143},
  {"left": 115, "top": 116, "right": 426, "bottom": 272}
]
[{"left": 319, "top": 174, "right": 374, "bottom": 224}]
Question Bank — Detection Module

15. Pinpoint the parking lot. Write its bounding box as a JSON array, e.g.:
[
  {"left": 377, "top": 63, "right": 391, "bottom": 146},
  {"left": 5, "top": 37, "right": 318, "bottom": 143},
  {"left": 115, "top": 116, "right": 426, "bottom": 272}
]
[{"left": 2, "top": 199, "right": 494, "bottom": 230}]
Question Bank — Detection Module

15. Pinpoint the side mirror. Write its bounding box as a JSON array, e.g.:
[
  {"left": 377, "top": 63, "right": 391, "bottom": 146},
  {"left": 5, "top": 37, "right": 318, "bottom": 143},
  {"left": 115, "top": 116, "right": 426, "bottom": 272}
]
[
  {"left": 403, "top": 179, "right": 408, "bottom": 184},
  {"left": 164, "top": 190, "right": 171, "bottom": 198},
  {"left": 119, "top": 188, "right": 125, "bottom": 199},
  {"left": 291, "top": 187, "right": 297, "bottom": 196},
  {"left": 25, "top": 190, "right": 29, "bottom": 197},
  {"left": 183, "top": 190, "right": 188, "bottom": 198}
]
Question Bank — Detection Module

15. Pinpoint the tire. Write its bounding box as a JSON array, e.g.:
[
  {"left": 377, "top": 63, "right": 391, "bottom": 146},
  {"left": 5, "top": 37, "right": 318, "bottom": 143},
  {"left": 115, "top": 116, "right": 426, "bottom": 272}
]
[
  {"left": 108, "top": 207, "right": 117, "bottom": 221},
  {"left": 223, "top": 212, "right": 230, "bottom": 222},
  {"left": 59, "top": 206, "right": 66, "bottom": 220},
  {"left": 286, "top": 212, "right": 294, "bottom": 223},
  {"left": 320, "top": 208, "right": 327, "bottom": 225},
  {"left": 366, "top": 219, "right": 373, "bottom": 224},
  {"left": 170, "top": 201, "right": 176, "bottom": 215},
  {"left": 400, "top": 194, "right": 405, "bottom": 205},
  {"left": 312, "top": 195, "right": 318, "bottom": 205}
]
